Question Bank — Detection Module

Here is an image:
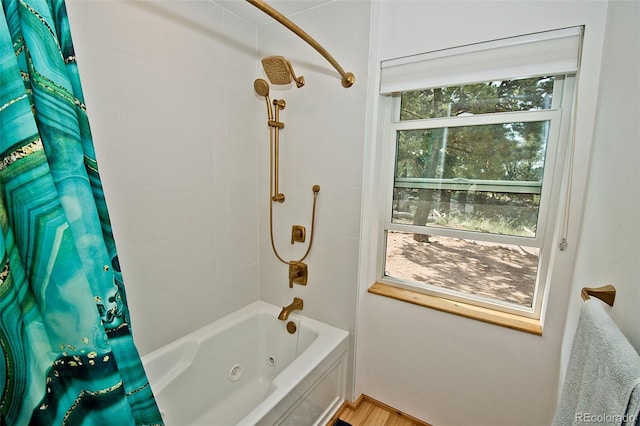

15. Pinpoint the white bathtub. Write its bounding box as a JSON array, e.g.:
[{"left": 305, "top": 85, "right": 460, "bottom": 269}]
[{"left": 142, "top": 300, "right": 349, "bottom": 425}]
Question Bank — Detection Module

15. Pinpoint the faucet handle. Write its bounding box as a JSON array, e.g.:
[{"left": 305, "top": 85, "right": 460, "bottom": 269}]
[{"left": 288, "top": 261, "right": 308, "bottom": 288}]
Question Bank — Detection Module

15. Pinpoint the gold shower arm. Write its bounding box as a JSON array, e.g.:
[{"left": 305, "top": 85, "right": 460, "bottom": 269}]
[{"left": 246, "top": 0, "right": 355, "bottom": 88}]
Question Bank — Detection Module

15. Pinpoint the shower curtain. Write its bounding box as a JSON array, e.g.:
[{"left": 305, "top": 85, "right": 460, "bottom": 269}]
[{"left": 0, "top": 1, "right": 163, "bottom": 424}]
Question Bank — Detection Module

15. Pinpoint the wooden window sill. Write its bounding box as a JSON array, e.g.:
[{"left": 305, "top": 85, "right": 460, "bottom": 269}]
[{"left": 368, "top": 282, "right": 543, "bottom": 336}]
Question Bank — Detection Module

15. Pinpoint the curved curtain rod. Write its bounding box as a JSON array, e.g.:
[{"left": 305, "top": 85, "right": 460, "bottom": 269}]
[{"left": 246, "top": 0, "right": 355, "bottom": 88}]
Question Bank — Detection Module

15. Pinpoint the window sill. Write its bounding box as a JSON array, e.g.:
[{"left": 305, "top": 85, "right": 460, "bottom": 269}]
[{"left": 368, "top": 282, "right": 543, "bottom": 336}]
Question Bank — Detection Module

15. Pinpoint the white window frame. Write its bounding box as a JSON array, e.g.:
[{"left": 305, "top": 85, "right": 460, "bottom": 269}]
[{"left": 377, "top": 32, "right": 581, "bottom": 321}]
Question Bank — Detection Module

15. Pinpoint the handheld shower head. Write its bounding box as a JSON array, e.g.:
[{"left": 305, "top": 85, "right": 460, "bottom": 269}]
[
  {"left": 254, "top": 78, "right": 273, "bottom": 121},
  {"left": 261, "top": 56, "right": 305, "bottom": 88},
  {"left": 254, "top": 78, "right": 270, "bottom": 97}
]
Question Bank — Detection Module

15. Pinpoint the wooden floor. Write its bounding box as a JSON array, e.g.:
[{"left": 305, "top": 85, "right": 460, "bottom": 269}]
[{"left": 329, "top": 395, "right": 431, "bottom": 426}]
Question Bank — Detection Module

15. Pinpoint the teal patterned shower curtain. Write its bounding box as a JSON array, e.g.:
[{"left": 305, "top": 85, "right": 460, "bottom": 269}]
[{"left": 0, "top": 0, "right": 163, "bottom": 424}]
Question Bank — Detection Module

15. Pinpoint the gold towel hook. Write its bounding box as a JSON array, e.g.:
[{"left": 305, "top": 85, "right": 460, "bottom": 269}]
[{"left": 581, "top": 284, "right": 616, "bottom": 306}]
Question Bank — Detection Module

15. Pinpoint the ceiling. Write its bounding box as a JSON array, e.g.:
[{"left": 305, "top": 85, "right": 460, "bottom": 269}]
[{"left": 212, "top": 0, "right": 335, "bottom": 26}]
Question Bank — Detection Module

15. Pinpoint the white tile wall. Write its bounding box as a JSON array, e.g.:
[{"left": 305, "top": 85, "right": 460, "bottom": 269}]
[
  {"left": 255, "top": 0, "right": 371, "bottom": 401},
  {"left": 66, "top": 0, "right": 261, "bottom": 354},
  {"left": 255, "top": 0, "right": 370, "bottom": 333},
  {"left": 66, "top": 3, "right": 369, "bottom": 402}
]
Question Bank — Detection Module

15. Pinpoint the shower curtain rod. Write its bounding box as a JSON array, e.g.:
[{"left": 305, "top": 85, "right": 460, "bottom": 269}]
[{"left": 246, "top": 0, "right": 355, "bottom": 88}]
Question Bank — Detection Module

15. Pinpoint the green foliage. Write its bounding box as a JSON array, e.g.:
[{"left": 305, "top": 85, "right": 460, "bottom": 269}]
[
  {"left": 395, "top": 76, "right": 554, "bottom": 232},
  {"left": 397, "top": 76, "right": 553, "bottom": 182},
  {"left": 434, "top": 214, "right": 535, "bottom": 238},
  {"left": 400, "top": 76, "right": 553, "bottom": 120}
]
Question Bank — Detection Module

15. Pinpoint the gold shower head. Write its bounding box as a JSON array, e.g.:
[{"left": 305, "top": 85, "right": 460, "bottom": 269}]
[
  {"left": 254, "top": 78, "right": 273, "bottom": 121},
  {"left": 254, "top": 78, "right": 270, "bottom": 97},
  {"left": 261, "top": 56, "right": 305, "bottom": 88}
]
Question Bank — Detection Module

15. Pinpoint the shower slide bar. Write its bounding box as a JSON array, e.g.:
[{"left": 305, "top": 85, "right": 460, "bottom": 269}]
[
  {"left": 581, "top": 284, "right": 616, "bottom": 306},
  {"left": 246, "top": 0, "right": 355, "bottom": 88}
]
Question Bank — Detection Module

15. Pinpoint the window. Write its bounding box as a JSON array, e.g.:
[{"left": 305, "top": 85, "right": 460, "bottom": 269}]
[{"left": 373, "top": 28, "right": 583, "bottom": 330}]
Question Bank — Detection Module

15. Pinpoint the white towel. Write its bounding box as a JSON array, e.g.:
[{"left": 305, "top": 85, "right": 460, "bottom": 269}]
[{"left": 553, "top": 299, "right": 640, "bottom": 426}]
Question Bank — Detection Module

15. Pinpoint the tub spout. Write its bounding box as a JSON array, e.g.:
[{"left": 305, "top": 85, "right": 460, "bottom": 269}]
[{"left": 278, "top": 297, "right": 303, "bottom": 321}]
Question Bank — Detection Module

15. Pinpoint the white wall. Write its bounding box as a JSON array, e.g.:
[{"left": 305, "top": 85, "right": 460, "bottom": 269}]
[
  {"left": 66, "top": 0, "right": 261, "bottom": 355},
  {"left": 561, "top": 0, "right": 640, "bottom": 376},
  {"left": 67, "top": 0, "right": 371, "bottom": 391},
  {"left": 64, "top": 1, "right": 637, "bottom": 424},
  {"left": 255, "top": 0, "right": 371, "bottom": 398},
  {"left": 358, "top": 1, "right": 608, "bottom": 425},
  {"left": 255, "top": 0, "right": 369, "bottom": 334}
]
